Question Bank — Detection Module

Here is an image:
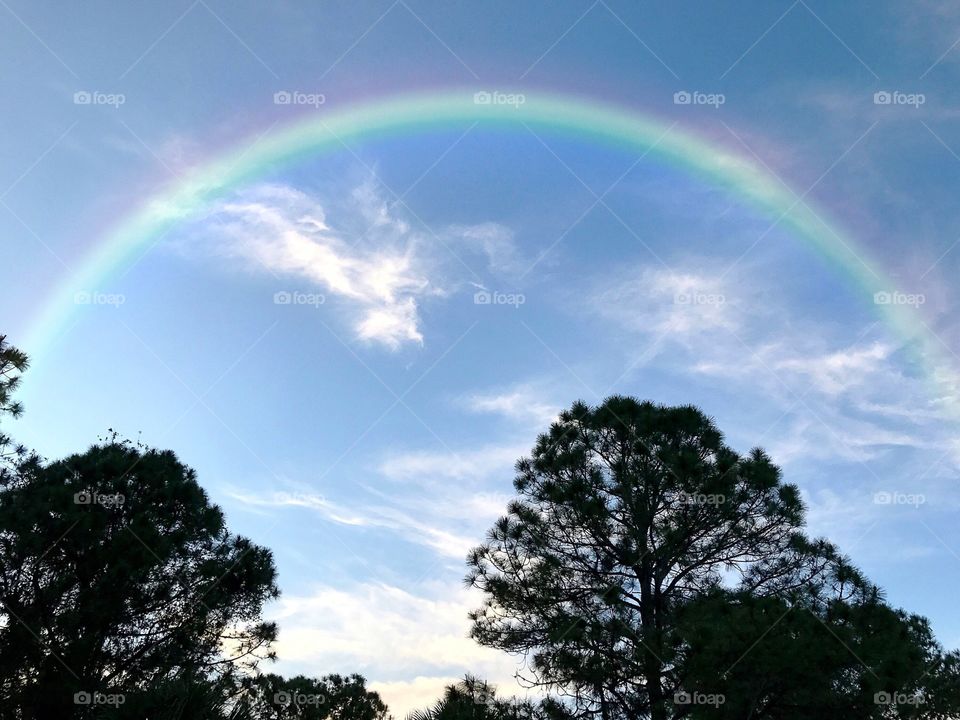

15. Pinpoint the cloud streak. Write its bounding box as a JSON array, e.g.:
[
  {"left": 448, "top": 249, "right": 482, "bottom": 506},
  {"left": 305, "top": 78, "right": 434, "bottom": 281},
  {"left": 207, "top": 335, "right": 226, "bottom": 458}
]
[
  {"left": 208, "top": 183, "right": 430, "bottom": 349},
  {"left": 182, "top": 182, "right": 518, "bottom": 350}
]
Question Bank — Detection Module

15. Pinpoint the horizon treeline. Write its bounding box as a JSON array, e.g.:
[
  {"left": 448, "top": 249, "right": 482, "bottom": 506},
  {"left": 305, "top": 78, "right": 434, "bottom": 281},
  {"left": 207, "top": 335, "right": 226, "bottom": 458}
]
[{"left": 1, "top": 333, "right": 958, "bottom": 720}]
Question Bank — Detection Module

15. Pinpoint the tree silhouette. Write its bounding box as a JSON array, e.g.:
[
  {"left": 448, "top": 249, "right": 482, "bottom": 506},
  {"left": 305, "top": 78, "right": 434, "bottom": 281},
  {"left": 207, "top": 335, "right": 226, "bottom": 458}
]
[
  {"left": 234, "top": 672, "right": 390, "bottom": 719},
  {"left": 0, "top": 333, "right": 392, "bottom": 718},
  {"left": 0, "top": 439, "right": 280, "bottom": 718},
  {"left": 406, "top": 676, "right": 571, "bottom": 720},
  {"left": 673, "top": 581, "right": 960, "bottom": 718},
  {"left": 3, "top": 332, "right": 957, "bottom": 720},
  {"left": 465, "top": 396, "right": 960, "bottom": 720},
  {"left": 0, "top": 334, "right": 29, "bottom": 460}
]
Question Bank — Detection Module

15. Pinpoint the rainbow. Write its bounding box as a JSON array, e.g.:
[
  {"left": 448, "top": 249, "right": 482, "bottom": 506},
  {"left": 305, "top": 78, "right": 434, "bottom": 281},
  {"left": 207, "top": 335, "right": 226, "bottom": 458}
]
[{"left": 26, "top": 88, "right": 950, "bottom": 399}]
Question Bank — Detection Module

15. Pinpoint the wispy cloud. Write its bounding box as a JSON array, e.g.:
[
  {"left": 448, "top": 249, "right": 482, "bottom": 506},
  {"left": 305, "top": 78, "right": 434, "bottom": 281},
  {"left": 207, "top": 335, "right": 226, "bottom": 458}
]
[
  {"left": 696, "top": 341, "right": 899, "bottom": 398},
  {"left": 209, "top": 183, "right": 430, "bottom": 349},
  {"left": 228, "top": 489, "right": 480, "bottom": 559},
  {"left": 773, "top": 342, "right": 893, "bottom": 395},
  {"left": 267, "top": 579, "right": 524, "bottom": 717},
  {"left": 589, "top": 263, "right": 959, "bottom": 468},
  {"left": 764, "top": 411, "right": 933, "bottom": 466},
  {"left": 461, "top": 383, "right": 560, "bottom": 428},
  {"left": 179, "top": 182, "right": 516, "bottom": 350},
  {"left": 377, "top": 443, "right": 526, "bottom": 485},
  {"left": 591, "top": 265, "right": 739, "bottom": 339},
  {"left": 445, "top": 222, "right": 521, "bottom": 275}
]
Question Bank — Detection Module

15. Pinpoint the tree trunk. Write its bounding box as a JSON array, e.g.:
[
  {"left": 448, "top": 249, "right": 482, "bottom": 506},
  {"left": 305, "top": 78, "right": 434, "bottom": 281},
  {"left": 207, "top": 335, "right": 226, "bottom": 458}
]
[{"left": 639, "top": 560, "right": 666, "bottom": 720}]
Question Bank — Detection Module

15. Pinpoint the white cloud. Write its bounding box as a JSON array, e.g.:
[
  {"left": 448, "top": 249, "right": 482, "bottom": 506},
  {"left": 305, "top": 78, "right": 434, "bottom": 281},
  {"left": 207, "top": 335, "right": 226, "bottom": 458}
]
[
  {"left": 369, "top": 676, "right": 463, "bottom": 719},
  {"left": 208, "top": 184, "right": 428, "bottom": 349},
  {"left": 802, "top": 485, "right": 947, "bottom": 565},
  {"left": 773, "top": 342, "right": 893, "bottom": 395},
  {"left": 355, "top": 297, "right": 423, "bottom": 347},
  {"left": 589, "top": 262, "right": 960, "bottom": 471},
  {"left": 446, "top": 222, "right": 520, "bottom": 274},
  {"left": 267, "top": 580, "right": 523, "bottom": 717},
  {"left": 591, "top": 266, "right": 739, "bottom": 341},
  {"left": 228, "top": 490, "right": 371, "bottom": 526},
  {"left": 370, "top": 675, "right": 544, "bottom": 720},
  {"left": 182, "top": 182, "right": 517, "bottom": 350},
  {"left": 462, "top": 384, "right": 560, "bottom": 428},
  {"left": 703, "top": 341, "right": 951, "bottom": 465},
  {"left": 378, "top": 443, "right": 526, "bottom": 484},
  {"left": 228, "top": 489, "right": 479, "bottom": 559},
  {"left": 765, "top": 412, "right": 930, "bottom": 466},
  {"left": 695, "top": 340, "right": 904, "bottom": 401}
]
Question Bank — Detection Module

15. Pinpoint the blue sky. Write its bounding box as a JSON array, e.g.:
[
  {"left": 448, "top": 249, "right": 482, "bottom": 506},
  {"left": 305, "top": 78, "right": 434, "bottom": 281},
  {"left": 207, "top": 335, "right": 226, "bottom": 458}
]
[{"left": 4, "top": 0, "right": 960, "bottom": 714}]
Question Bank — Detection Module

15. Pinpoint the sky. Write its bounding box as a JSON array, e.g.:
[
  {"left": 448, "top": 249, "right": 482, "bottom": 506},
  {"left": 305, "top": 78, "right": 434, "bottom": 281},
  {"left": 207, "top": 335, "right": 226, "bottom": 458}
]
[{"left": 3, "top": 0, "right": 960, "bottom": 715}]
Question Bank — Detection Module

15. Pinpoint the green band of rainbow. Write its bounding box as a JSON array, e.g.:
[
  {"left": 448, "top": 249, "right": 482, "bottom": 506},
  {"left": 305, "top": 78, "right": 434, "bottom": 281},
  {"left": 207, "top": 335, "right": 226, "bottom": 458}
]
[{"left": 26, "top": 88, "right": 951, "bottom": 407}]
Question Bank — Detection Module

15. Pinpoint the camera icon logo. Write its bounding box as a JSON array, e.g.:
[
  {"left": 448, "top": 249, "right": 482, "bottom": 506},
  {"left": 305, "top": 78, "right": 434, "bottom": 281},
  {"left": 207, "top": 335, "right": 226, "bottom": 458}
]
[
  {"left": 673, "top": 91, "right": 692, "bottom": 105},
  {"left": 273, "top": 291, "right": 292, "bottom": 305},
  {"left": 874, "top": 91, "right": 892, "bottom": 105},
  {"left": 474, "top": 91, "right": 492, "bottom": 105},
  {"left": 473, "top": 290, "right": 492, "bottom": 305},
  {"left": 274, "top": 91, "right": 292, "bottom": 105}
]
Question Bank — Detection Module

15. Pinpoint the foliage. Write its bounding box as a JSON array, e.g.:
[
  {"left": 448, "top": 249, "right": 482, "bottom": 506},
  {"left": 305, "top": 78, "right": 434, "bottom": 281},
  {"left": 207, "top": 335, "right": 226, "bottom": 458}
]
[
  {"left": 406, "top": 676, "right": 571, "bottom": 720},
  {"left": 0, "top": 440, "right": 280, "bottom": 718},
  {"left": 466, "top": 396, "right": 960, "bottom": 719},
  {"left": 235, "top": 672, "right": 391, "bottom": 719},
  {"left": 0, "top": 334, "right": 29, "bottom": 460},
  {"left": 673, "top": 586, "right": 958, "bottom": 719},
  {"left": 2, "top": 336, "right": 958, "bottom": 720}
]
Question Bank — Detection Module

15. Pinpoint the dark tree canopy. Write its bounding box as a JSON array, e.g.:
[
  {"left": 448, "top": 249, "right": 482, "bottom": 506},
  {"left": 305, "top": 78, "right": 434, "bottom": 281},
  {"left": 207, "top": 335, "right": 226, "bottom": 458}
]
[
  {"left": 0, "top": 334, "right": 29, "bottom": 459},
  {"left": 0, "top": 337, "right": 389, "bottom": 719},
  {"left": 2, "top": 333, "right": 957, "bottom": 720},
  {"left": 466, "top": 397, "right": 960, "bottom": 720},
  {"left": 236, "top": 672, "right": 391, "bottom": 720},
  {"left": 406, "top": 676, "right": 572, "bottom": 720},
  {"left": 0, "top": 440, "right": 280, "bottom": 718},
  {"left": 673, "top": 584, "right": 960, "bottom": 719},
  {"left": 0, "top": 335, "right": 27, "bottom": 420}
]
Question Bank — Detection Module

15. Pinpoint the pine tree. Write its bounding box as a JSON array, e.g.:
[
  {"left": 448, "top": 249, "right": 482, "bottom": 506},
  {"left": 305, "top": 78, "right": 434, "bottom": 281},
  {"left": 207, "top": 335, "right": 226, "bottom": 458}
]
[{"left": 466, "top": 396, "right": 960, "bottom": 720}]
